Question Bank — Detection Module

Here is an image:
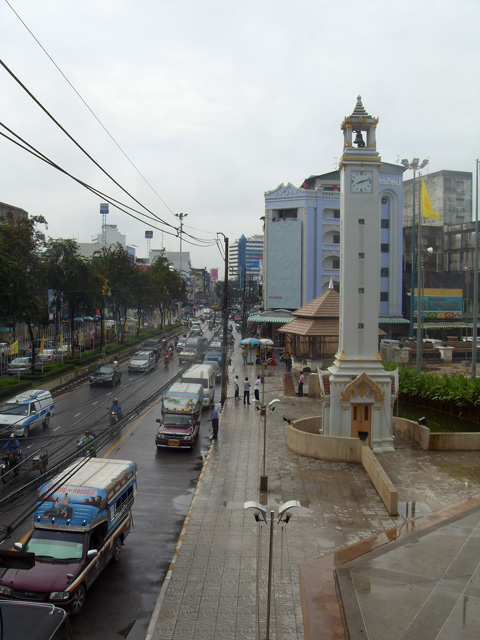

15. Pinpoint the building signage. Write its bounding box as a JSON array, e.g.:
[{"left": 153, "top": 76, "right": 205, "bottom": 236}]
[
  {"left": 413, "top": 288, "right": 463, "bottom": 319},
  {"left": 378, "top": 178, "right": 401, "bottom": 186},
  {"left": 100, "top": 203, "right": 109, "bottom": 214}
]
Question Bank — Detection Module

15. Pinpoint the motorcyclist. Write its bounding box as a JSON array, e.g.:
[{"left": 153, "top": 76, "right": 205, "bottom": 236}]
[
  {"left": 109, "top": 398, "right": 123, "bottom": 419},
  {"left": 164, "top": 351, "right": 170, "bottom": 366},
  {"left": 77, "top": 429, "right": 96, "bottom": 457},
  {"left": 112, "top": 354, "right": 119, "bottom": 365},
  {"left": 3, "top": 434, "right": 21, "bottom": 460}
]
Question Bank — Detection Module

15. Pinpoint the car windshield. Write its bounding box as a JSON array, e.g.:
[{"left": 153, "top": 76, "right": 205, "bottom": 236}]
[
  {"left": 134, "top": 353, "right": 149, "bottom": 361},
  {"left": 2, "top": 404, "right": 29, "bottom": 416},
  {"left": 182, "top": 377, "right": 207, "bottom": 388},
  {"left": 97, "top": 365, "right": 113, "bottom": 374},
  {"left": 11, "top": 358, "right": 29, "bottom": 365},
  {"left": 25, "top": 530, "right": 85, "bottom": 561},
  {"left": 163, "top": 414, "right": 191, "bottom": 426}
]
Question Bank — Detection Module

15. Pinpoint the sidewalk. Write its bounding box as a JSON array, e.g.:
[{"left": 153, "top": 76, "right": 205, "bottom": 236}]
[{"left": 146, "top": 355, "right": 480, "bottom": 640}]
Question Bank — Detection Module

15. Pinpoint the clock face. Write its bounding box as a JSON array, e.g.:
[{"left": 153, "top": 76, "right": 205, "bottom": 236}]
[{"left": 351, "top": 170, "right": 373, "bottom": 193}]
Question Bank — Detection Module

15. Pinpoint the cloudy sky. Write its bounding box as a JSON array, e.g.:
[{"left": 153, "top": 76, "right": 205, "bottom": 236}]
[{"left": 1, "top": 0, "right": 479, "bottom": 271}]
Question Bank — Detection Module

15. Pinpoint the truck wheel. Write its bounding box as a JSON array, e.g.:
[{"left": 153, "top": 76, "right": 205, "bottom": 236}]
[
  {"left": 112, "top": 536, "right": 122, "bottom": 563},
  {"left": 42, "top": 415, "right": 50, "bottom": 428},
  {"left": 70, "top": 584, "right": 86, "bottom": 615}
]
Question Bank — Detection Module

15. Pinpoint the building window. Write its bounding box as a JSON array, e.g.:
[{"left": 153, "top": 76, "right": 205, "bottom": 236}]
[
  {"left": 381, "top": 219, "right": 389, "bottom": 229},
  {"left": 381, "top": 244, "right": 389, "bottom": 253},
  {"left": 358, "top": 252, "right": 365, "bottom": 259},
  {"left": 275, "top": 209, "right": 298, "bottom": 220},
  {"left": 381, "top": 196, "right": 388, "bottom": 205},
  {"left": 359, "top": 218, "right": 365, "bottom": 225},
  {"left": 333, "top": 209, "right": 340, "bottom": 219},
  {"left": 358, "top": 323, "right": 364, "bottom": 329},
  {"left": 381, "top": 267, "right": 389, "bottom": 277},
  {"left": 333, "top": 234, "right": 340, "bottom": 244},
  {"left": 380, "top": 292, "right": 389, "bottom": 302},
  {"left": 332, "top": 258, "right": 340, "bottom": 269},
  {"left": 358, "top": 287, "right": 364, "bottom": 294}
]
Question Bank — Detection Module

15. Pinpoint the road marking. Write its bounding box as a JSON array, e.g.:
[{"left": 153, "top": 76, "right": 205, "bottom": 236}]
[
  {"left": 53, "top": 426, "right": 61, "bottom": 431},
  {"left": 92, "top": 401, "right": 98, "bottom": 406},
  {"left": 74, "top": 412, "right": 81, "bottom": 417}
]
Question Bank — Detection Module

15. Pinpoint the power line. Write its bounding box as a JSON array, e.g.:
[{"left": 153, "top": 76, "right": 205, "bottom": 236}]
[
  {"left": 4, "top": 0, "right": 177, "bottom": 220},
  {"left": 0, "top": 58, "right": 178, "bottom": 232}
]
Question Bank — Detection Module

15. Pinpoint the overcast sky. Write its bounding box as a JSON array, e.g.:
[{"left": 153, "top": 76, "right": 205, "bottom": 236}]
[{"left": 1, "top": 0, "right": 479, "bottom": 272}]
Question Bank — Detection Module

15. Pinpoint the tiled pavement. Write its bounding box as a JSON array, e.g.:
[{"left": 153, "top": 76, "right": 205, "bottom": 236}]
[{"left": 146, "top": 356, "right": 480, "bottom": 640}]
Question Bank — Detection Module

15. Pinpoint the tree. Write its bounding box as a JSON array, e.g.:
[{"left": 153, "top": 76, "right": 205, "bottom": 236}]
[
  {"left": 0, "top": 212, "right": 47, "bottom": 364},
  {"left": 43, "top": 238, "right": 94, "bottom": 347}
]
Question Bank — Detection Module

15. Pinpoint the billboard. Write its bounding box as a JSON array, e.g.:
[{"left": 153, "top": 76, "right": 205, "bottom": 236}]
[{"left": 414, "top": 288, "right": 463, "bottom": 319}]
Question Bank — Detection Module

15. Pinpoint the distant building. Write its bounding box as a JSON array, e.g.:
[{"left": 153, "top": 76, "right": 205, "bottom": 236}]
[
  {"left": 229, "top": 235, "right": 263, "bottom": 288},
  {"left": 162, "top": 252, "right": 191, "bottom": 277},
  {"left": 0, "top": 202, "right": 28, "bottom": 222},
  {"left": 264, "top": 165, "right": 404, "bottom": 326},
  {"left": 91, "top": 224, "right": 126, "bottom": 246}
]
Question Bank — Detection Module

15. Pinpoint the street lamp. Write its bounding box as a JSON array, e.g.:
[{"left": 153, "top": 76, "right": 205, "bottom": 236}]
[
  {"left": 472, "top": 159, "right": 479, "bottom": 378},
  {"left": 401, "top": 158, "right": 429, "bottom": 338},
  {"left": 256, "top": 397, "right": 279, "bottom": 492},
  {"left": 244, "top": 500, "right": 301, "bottom": 640},
  {"left": 416, "top": 246, "right": 433, "bottom": 372}
]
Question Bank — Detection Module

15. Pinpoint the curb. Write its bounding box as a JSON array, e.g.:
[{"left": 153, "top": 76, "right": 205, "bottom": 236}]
[{"left": 144, "top": 391, "right": 228, "bottom": 640}]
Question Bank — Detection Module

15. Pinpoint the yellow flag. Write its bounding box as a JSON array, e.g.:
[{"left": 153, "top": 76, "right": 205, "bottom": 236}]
[
  {"left": 39, "top": 336, "right": 45, "bottom": 354},
  {"left": 9, "top": 341, "right": 18, "bottom": 356},
  {"left": 59, "top": 332, "right": 64, "bottom": 349},
  {"left": 422, "top": 179, "right": 440, "bottom": 220}
]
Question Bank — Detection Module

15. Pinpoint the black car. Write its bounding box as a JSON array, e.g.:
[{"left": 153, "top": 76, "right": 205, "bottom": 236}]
[
  {"left": 90, "top": 363, "right": 122, "bottom": 387},
  {"left": 142, "top": 338, "right": 161, "bottom": 360}
]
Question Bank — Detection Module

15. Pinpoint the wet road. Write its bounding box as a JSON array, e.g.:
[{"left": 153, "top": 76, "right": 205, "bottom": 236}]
[{"left": 0, "top": 329, "right": 219, "bottom": 639}]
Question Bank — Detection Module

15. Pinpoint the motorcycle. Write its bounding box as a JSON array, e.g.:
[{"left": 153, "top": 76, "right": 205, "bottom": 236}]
[
  {"left": 109, "top": 409, "right": 123, "bottom": 433},
  {"left": 164, "top": 353, "right": 170, "bottom": 368},
  {"left": 1, "top": 451, "right": 22, "bottom": 482}
]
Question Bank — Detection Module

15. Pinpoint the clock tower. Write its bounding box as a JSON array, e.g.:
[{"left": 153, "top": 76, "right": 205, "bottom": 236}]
[{"left": 320, "top": 96, "right": 397, "bottom": 452}]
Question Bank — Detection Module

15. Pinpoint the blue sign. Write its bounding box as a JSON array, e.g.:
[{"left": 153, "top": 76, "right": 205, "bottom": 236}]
[{"left": 100, "top": 203, "right": 109, "bottom": 214}]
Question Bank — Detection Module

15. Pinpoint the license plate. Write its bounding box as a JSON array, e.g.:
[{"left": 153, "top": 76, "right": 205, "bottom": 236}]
[{"left": 168, "top": 440, "right": 180, "bottom": 447}]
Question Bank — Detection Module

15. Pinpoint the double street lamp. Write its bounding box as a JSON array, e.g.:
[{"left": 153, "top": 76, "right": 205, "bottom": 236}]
[{"left": 401, "top": 158, "right": 429, "bottom": 340}]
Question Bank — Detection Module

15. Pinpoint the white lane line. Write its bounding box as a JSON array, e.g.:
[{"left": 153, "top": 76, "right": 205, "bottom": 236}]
[
  {"left": 74, "top": 413, "right": 81, "bottom": 417},
  {"left": 53, "top": 426, "right": 62, "bottom": 431},
  {"left": 92, "top": 401, "right": 98, "bottom": 406}
]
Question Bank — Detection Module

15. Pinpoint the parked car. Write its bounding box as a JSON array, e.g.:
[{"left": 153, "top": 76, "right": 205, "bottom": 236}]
[
  {"left": 7, "top": 357, "right": 32, "bottom": 375},
  {"left": 0, "top": 343, "right": 11, "bottom": 357},
  {"left": 90, "top": 363, "right": 122, "bottom": 387},
  {"left": 36, "top": 349, "right": 61, "bottom": 363},
  {"left": 128, "top": 350, "right": 156, "bottom": 373}
]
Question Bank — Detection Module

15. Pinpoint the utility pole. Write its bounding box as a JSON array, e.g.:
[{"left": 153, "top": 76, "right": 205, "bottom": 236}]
[
  {"left": 220, "top": 234, "right": 229, "bottom": 406},
  {"left": 175, "top": 212, "right": 188, "bottom": 322}
]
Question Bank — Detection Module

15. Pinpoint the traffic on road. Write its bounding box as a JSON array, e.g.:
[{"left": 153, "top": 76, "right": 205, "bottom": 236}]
[{"left": 0, "top": 319, "right": 226, "bottom": 639}]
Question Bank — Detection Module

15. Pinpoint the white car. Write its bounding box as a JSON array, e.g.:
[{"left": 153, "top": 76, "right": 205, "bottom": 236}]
[{"left": 36, "top": 349, "right": 61, "bottom": 363}]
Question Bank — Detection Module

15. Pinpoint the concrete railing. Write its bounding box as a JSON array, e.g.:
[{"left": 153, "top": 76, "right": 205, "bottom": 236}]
[
  {"left": 393, "top": 417, "right": 480, "bottom": 451},
  {"left": 288, "top": 417, "right": 398, "bottom": 515}
]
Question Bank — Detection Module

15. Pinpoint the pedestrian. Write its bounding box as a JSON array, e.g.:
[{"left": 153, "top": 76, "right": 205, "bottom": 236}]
[
  {"left": 285, "top": 354, "right": 292, "bottom": 371},
  {"left": 208, "top": 403, "right": 219, "bottom": 439},
  {"left": 243, "top": 377, "right": 251, "bottom": 405},
  {"left": 254, "top": 375, "right": 261, "bottom": 402},
  {"left": 298, "top": 371, "right": 305, "bottom": 397},
  {"left": 234, "top": 375, "right": 240, "bottom": 401},
  {"left": 242, "top": 347, "right": 248, "bottom": 365}
]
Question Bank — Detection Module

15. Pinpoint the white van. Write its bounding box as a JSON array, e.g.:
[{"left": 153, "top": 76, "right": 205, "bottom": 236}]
[
  {"left": 0, "top": 390, "right": 55, "bottom": 437},
  {"left": 181, "top": 364, "right": 215, "bottom": 408}
]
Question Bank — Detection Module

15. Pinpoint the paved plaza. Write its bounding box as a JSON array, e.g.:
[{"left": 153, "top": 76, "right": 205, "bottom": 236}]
[{"left": 146, "top": 354, "right": 480, "bottom": 639}]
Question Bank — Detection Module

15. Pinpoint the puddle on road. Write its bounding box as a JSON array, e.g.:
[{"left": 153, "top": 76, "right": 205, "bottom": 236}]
[{"left": 397, "top": 500, "right": 431, "bottom": 519}]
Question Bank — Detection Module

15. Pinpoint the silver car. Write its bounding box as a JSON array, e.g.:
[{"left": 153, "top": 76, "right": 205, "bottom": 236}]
[
  {"left": 7, "top": 357, "right": 32, "bottom": 375},
  {"left": 128, "top": 350, "right": 156, "bottom": 373}
]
